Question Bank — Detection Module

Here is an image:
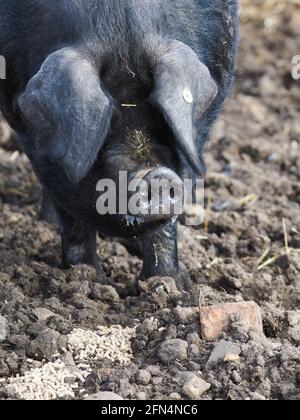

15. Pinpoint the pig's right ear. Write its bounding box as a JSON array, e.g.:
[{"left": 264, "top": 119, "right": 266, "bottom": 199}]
[{"left": 18, "top": 48, "right": 113, "bottom": 184}]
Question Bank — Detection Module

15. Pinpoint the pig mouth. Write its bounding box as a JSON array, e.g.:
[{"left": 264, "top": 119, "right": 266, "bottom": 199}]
[
  {"left": 89, "top": 209, "right": 179, "bottom": 239},
  {"left": 101, "top": 213, "right": 179, "bottom": 239},
  {"left": 123, "top": 214, "right": 178, "bottom": 228}
]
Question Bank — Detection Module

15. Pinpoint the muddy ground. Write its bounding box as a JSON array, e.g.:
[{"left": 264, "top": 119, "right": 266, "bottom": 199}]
[{"left": 0, "top": 0, "right": 299, "bottom": 401}]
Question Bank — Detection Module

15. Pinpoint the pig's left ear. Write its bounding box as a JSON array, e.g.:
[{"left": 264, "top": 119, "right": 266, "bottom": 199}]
[
  {"left": 18, "top": 48, "right": 113, "bottom": 184},
  {"left": 150, "top": 41, "right": 218, "bottom": 175}
]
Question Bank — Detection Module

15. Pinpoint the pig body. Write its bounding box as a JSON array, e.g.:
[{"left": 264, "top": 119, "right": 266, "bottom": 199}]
[{"left": 0, "top": 0, "right": 238, "bottom": 280}]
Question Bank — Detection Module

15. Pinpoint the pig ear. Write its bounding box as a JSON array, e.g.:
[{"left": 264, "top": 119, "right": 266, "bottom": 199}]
[
  {"left": 18, "top": 48, "right": 113, "bottom": 184},
  {"left": 150, "top": 41, "right": 218, "bottom": 175}
]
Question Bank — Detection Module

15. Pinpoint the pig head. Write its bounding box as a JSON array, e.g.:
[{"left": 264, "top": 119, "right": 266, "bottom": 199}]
[{"left": 18, "top": 40, "right": 217, "bottom": 184}]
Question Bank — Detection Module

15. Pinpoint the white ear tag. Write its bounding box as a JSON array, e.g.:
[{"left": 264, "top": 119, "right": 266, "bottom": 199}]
[{"left": 182, "top": 88, "right": 194, "bottom": 104}]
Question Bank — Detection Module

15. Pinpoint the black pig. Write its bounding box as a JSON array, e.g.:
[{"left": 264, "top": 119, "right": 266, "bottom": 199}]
[{"left": 0, "top": 0, "right": 238, "bottom": 282}]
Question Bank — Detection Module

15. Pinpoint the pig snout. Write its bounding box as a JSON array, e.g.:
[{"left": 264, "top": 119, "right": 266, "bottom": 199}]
[{"left": 128, "top": 167, "right": 183, "bottom": 223}]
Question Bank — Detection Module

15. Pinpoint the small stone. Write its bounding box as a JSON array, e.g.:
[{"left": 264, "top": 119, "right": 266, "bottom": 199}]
[
  {"left": 169, "top": 392, "right": 182, "bottom": 400},
  {"left": 33, "top": 307, "right": 56, "bottom": 322},
  {"left": 206, "top": 340, "right": 241, "bottom": 369},
  {"left": 136, "top": 370, "right": 151, "bottom": 386},
  {"left": 0, "top": 316, "right": 7, "bottom": 342},
  {"left": 224, "top": 353, "right": 240, "bottom": 363},
  {"left": 182, "top": 374, "right": 211, "bottom": 399},
  {"left": 200, "top": 301, "right": 263, "bottom": 341},
  {"left": 84, "top": 392, "right": 123, "bottom": 401},
  {"left": 158, "top": 339, "right": 188, "bottom": 365}
]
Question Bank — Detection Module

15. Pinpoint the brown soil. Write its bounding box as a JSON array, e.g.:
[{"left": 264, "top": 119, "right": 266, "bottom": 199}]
[{"left": 0, "top": 0, "right": 299, "bottom": 400}]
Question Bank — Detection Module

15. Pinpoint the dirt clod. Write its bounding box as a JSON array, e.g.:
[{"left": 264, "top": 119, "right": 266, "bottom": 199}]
[
  {"left": 157, "top": 339, "right": 188, "bottom": 365},
  {"left": 136, "top": 370, "right": 152, "bottom": 386},
  {"left": 90, "top": 284, "right": 120, "bottom": 303},
  {"left": 26, "top": 329, "right": 62, "bottom": 361}
]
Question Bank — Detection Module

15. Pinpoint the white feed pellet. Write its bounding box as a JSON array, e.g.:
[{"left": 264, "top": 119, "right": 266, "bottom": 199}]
[
  {"left": 5, "top": 360, "right": 90, "bottom": 401},
  {"left": 4, "top": 325, "right": 136, "bottom": 400},
  {"left": 67, "top": 325, "right": 136, "bottom": 366}
]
